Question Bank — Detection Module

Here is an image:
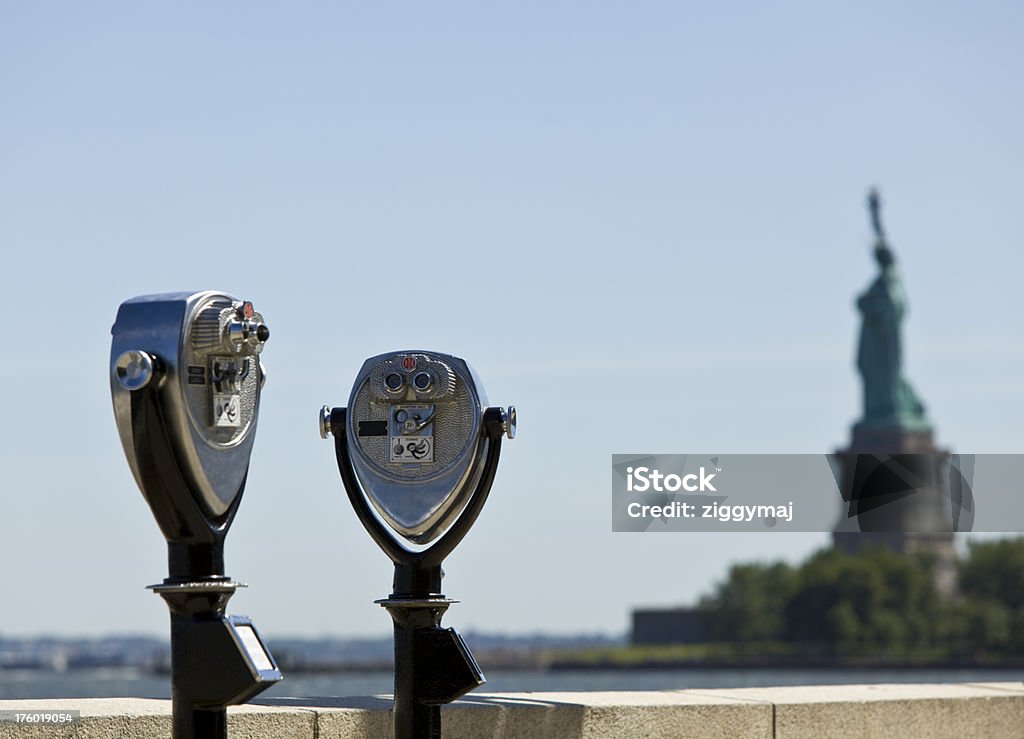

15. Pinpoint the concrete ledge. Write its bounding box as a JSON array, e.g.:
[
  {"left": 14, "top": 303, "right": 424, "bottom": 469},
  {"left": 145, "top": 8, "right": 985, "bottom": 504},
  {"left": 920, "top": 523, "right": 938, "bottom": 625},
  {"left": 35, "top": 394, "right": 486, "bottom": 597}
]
[
  {"left": 694, "top": 683, "right": 1024, "bottom": 739},
  {"left": 1, "top": 683, "right": 1022, "bottom": 738}
]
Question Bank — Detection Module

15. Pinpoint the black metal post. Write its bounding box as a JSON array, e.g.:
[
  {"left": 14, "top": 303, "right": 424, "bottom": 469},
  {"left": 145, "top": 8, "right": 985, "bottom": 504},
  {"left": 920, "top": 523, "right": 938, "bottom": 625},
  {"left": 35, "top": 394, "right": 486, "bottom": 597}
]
[
  {"left": 388, "top": 599, "right": 446, "bottom": 739},
  {"left": 380, "top": 563, "right": 483, "bottom": 739},
  {"left": 153, "top": 571, "right": 281, "bottom": 739},
  {"left": 155, "top": 546, "right": 239, "bottom": 739},
  {"left": 188, "top": 709, "right": 228, "bottom": 739},
  {"left": 169, "top": 609, "right": 233, "bottom": 739}
]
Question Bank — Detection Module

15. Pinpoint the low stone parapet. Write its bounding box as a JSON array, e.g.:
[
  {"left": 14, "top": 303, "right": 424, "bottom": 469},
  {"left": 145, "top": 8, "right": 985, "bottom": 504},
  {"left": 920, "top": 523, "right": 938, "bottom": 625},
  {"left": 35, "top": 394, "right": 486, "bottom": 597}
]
[{"left": 1, "top": 682, "right": 1022, "bottom": 737}]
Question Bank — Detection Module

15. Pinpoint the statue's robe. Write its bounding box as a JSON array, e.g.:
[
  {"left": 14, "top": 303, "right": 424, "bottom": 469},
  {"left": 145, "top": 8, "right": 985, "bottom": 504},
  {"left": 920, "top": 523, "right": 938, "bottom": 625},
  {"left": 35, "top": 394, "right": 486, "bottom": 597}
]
[{"left": 856, "top": 263, "right": 926, "bottom": 425}]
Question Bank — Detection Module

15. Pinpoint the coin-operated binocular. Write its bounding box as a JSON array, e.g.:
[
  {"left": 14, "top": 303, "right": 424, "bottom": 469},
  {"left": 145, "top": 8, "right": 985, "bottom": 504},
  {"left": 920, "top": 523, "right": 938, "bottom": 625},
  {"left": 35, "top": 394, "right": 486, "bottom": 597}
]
[
  {"left": 110, "top": 292, "right": 281, "bottom": 739},
  {"left": 321, "top": 351, "right": 515, "bottom": 739}
]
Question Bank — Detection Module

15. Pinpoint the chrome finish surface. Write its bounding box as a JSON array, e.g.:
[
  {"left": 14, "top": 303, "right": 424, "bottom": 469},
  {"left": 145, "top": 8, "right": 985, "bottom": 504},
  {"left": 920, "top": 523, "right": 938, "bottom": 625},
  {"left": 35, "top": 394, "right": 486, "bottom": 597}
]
[
  {"left": 114, "top": 350, "right": 156, "bottom": 391},
  {"left": 346, "top": 350, "right": 488, "bottom": 544},
  {"left": 504, "top": 406, "right": 517, "bottom": 440},
  {"left": 110, "top": 291, "right": 270, "bottom": 517},
  {"left": 319, "top": 405, "right": 333, "bottom": 439}
]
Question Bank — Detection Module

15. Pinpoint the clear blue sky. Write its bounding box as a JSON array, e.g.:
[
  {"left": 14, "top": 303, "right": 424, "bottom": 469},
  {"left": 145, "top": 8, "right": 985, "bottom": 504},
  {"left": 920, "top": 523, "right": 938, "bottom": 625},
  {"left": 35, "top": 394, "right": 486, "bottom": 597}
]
[{"left": 2, "top": 2, "right": 1022, "bottom": 638}]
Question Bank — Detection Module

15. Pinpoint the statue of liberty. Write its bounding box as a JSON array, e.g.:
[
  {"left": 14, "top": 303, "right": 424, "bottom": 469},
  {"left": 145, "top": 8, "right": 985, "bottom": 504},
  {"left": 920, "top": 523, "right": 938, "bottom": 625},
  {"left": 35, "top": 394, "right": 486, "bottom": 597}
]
[{"left": 855, "top": 189, "right": 930, "bottom": 430}]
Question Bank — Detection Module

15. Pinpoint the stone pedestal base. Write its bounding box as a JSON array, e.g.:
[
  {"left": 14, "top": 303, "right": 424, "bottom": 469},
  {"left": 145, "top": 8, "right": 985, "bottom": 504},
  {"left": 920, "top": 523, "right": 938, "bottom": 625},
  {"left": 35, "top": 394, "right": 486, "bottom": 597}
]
[
  {"left": 848, "top": 424, "right": 936, "bottom": 453},
  {"left": 832, "top": 423, "right": 958, "bottom": 597}
]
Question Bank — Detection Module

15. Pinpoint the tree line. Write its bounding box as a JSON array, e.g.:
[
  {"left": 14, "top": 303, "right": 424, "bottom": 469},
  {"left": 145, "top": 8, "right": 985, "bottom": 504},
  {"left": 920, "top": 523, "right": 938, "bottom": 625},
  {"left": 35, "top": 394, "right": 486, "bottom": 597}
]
[{"left": 697, "top": 538, "right": 1024, "bottom": 658}]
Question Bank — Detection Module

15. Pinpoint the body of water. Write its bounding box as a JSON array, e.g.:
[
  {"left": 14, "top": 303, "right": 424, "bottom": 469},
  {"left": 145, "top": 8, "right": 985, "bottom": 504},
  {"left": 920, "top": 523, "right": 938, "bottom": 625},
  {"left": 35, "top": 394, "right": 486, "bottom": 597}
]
[{"left": 2, "top": 667, "right": 1022, "bottom": 700}]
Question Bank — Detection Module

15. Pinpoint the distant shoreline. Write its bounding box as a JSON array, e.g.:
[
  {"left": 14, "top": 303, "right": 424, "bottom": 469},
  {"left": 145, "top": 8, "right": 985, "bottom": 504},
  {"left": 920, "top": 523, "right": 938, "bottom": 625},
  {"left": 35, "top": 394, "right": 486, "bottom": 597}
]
[{"left": 547, "top": 656, "right": 1024, "bottom": 672}]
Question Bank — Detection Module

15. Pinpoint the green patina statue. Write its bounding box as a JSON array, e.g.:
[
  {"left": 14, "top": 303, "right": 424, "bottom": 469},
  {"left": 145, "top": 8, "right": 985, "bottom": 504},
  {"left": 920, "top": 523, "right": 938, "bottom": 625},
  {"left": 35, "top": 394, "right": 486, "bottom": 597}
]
[{"left": 855, "top": 189, "right": 930, "bottom": 430}]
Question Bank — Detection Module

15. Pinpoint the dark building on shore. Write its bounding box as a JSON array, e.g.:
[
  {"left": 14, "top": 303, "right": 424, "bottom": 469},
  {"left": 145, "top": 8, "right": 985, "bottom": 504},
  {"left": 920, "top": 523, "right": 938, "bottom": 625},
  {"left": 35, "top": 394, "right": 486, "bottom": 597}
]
[{"left": 631, "top": 608, "right": 708, "bottom": 646}]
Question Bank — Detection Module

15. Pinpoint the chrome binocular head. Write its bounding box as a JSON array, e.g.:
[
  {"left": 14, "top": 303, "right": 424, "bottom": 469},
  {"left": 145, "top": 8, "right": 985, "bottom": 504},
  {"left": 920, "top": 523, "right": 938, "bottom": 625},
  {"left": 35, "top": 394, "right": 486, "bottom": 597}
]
[
  {"left": 325, "top": 350, "right": 514, "bottom": 547},
  {"left": 111, "top": 291, "right": 269, "bottom": 520}
]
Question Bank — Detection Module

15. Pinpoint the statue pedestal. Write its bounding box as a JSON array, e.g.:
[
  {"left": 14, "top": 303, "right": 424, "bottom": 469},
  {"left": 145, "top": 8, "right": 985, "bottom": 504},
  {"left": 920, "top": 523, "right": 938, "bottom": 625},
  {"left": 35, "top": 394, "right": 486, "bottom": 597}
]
[
  {"left": 847, "top": 424, "right": 936, "bottom": 453},
  {"left": 832, "top": 424, "right": 958, "bottom": 597}
]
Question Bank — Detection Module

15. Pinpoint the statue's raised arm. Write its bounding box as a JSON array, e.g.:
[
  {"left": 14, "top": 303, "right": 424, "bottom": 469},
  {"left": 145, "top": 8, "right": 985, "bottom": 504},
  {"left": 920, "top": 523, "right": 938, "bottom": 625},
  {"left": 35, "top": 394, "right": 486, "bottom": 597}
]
[{"left": 868, "top": 187, "right": 887, "bottom": 245}]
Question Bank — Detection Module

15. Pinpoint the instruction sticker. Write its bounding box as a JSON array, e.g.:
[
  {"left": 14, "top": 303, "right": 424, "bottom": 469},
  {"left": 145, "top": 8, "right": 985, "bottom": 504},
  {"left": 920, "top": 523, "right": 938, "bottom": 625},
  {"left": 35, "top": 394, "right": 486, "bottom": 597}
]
[
  {"left": 390, "top": 435, "right": 434, "bottom": 463},
  {"left": 213, "top": 394, "right": 241, "bottom": 428}
]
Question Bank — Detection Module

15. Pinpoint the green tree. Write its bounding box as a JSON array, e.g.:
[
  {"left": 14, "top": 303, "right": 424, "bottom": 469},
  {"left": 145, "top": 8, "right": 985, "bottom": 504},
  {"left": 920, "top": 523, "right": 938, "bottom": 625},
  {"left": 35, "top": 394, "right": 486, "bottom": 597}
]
[
  {"left": 959, "top": 538, "right": 1024, "bottom": 610},
  {"left": 696, "top": 537, "right": 1024, "bottom": 658},
  {"left": 958, "top": 537, "right": 1024, "bottom": 653},
  {"left": 699, "top": 562, "right": 796, "bottom": 642},
  {"left": 951, "top": 598, "right": 1012, "bottom": 652},
  {"left": 783, "top": 547, "right": 944, "bottom": 655}
]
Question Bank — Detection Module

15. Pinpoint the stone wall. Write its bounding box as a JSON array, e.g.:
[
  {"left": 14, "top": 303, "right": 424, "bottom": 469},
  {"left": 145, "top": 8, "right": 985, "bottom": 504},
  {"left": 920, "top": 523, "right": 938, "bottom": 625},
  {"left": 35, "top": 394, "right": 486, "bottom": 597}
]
[{"left": 2, "top": 683, "right": 1023, "bottom": 738}]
